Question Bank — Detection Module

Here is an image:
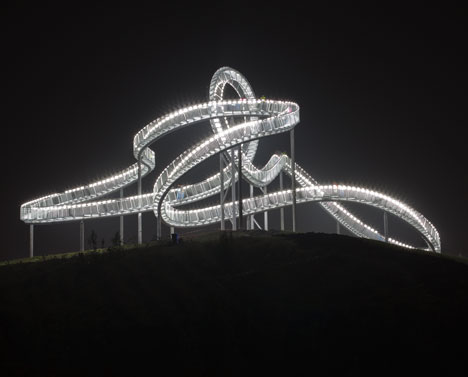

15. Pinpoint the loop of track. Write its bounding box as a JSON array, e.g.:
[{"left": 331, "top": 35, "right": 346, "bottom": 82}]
[{"left": 20, "top": 67, "right": 440, "bottom": 252}]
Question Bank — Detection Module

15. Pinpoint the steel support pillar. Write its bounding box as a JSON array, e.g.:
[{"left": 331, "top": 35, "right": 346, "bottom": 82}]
[
  {"left": 138, "top": 213, "right": 142, "bottom": 244},
  {"left": 231, "top": 148, "right": 237, "bottom": 231},
  {"left": 263, "top": 186, "right": 268, "bottom": 231},
  {"left": 238, "top": 145, "right": 243, "bottom": 230},
  {"left": 137, "top": 156, "right": 143, "bottom": 245},
  {"left": 80, "top": 220, "right": 84, "bottom": 252},
  {"left": 220, "top": 154, "right": 225, "bottom": 230},
  {"left": 29, "top": 224, "right": 34, "bottom": 258},
  {"left": 157, "top": 204, "right": 162, "bottom": 240},
  {"left": 384, "top": 211, "right": 388, "bottom": 242},
  {"left": 120, "top": 188, "right": 124, "bottom": 245},
  {"left": 290, "top": 129, "right": 296, "bottom": 232},
  {"left": 250, "top": 184, "right": 254, "bottom": 230},
  {"left": 253, "top": 218, "right": 262, "bottom": 230},
  {"left": 279, "top": 171, "right": 284, "bottom": 231}
]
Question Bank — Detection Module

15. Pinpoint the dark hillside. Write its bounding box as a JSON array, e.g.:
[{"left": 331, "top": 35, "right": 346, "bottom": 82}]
[{"left": 1, "top": 232, "right": 467, "bottom": 376}]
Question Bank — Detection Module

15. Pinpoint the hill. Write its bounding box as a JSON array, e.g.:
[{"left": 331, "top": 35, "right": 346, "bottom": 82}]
[{"left": 0, "top": 231, "right": 467, "bottom": 376}]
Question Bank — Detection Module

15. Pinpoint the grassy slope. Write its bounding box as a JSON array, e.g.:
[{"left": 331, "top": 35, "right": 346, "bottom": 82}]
[{"left": 0, "top": 232, "right": 467, "bottom": 377}]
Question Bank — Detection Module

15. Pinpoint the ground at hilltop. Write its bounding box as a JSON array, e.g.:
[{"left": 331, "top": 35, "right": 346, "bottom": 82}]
[{"left": 1, "top": 231, "right": 467, "bottom": 376}]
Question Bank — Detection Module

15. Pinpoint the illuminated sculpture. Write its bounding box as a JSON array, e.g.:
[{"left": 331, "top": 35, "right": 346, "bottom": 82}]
[{"left": 20, "top": 67, "right": 441, "bottom": 255}]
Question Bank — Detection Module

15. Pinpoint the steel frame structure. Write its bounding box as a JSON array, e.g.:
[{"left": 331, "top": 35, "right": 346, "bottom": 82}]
[{"left": 20, "top": 67, "right": 441, "bottom": 255}]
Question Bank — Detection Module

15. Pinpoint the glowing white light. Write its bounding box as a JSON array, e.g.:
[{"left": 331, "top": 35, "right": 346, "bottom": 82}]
[{"left": 20, "top": 67, "right": 440, "bottom": 253}]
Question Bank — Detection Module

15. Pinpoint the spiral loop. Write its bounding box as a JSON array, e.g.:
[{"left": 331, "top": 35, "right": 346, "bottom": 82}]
[{"left": 20, "top": 67, "right": 441, "bottom": 253}]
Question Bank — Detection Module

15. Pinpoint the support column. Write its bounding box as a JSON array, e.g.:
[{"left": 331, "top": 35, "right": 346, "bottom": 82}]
[
  {"left": 157, "top": 204, "right": 162, "bottom": 240},
  {"left": 263, "top": 186, "right": 268, "bottom": 231},
  {"left": 336, "top": 221, "right": 340, "bottom": 235},
  {"left": 290, "top": 129, "right": 296, "bottom": 232},
  {"left": 138, "top": 156, "right": 142, "bottom": 245},
  {"left": 80, "top": 220, "right": 84, "bottom": 252},
  {"left": 384, "top": 211, "right": 388, "bottom": 242},
  {"left": 280, "top": 171, "right": 285, "bottom": 231},
  {"left": 238, "top": 145, "right": 243, "bottom": 230},
  {"left": 231, "top": 148, "right": 237, "bottom": 231},
  {"left": 29, "top": 224, "right": 34, "bottom": 258},
  {"left": 250, "top": 184, "right": 254, "bottom": 230},
  {"left": 120, "top": 188, "right": 124, "bottom": 245},
  {"left": 220, "top": 154, "right": 225, "bottom": 230}
]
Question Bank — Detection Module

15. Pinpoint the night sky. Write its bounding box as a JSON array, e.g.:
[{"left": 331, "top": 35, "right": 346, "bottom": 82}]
[{"left": 2, "top": 5, "right": 466, "bottom": 260}]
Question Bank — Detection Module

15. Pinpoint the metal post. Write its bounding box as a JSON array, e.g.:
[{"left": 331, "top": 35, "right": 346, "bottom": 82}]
[
  {"left": 238, "top": 145, "right": 243, "bottom": 230},
  {"left": 157, "top": 204, "right": 162, "bottom": 240},
  {"left": 220, "top": 154, "right": 225, "bottom": 230},
  {"left": 29, "top": 224, "right": 34, "bottom": 258},
  {"left": 384, "top": 211, "right": 388, "bottom": 242},
  {"left": 231, "top": 148, "right": 237, "bottom": 231},
  {"left": 250, "top": 184, "right": 254, "bottom": 230},
  {"left": 279, "top": 171, "right": 284, "bottom": 231},
  {"left": 263, "top": 186, "right": 268, "bottom": 231},
  {"left": 120, "top": 188, "right": 124, "bottom": 245},
  {"left": 80, "top": 220, "right": 84, "bottom": 252},
  {"left": 336, "top": 221, "right": 340, "bottom": 235},
  {"left": 290, "top": 129, "right": 296, "bottom": 232},
  {"left": 137, "top": 156, "right": 143, "bottom": 245}
]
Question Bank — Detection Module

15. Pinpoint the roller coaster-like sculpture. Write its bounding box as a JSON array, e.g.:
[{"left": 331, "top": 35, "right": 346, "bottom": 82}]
[{"left": 20, "top": 67, "right": 441, "bottom": 256}]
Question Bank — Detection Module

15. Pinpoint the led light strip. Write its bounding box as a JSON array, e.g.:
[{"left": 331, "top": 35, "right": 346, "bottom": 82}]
[{"left": 20, "top": 67, "right": 441, "bottom": 253}]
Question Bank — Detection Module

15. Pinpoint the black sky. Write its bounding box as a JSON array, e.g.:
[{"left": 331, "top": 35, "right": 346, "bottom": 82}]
[{"left": 2, "top": 5, "right": 466, "bottom": 260}]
